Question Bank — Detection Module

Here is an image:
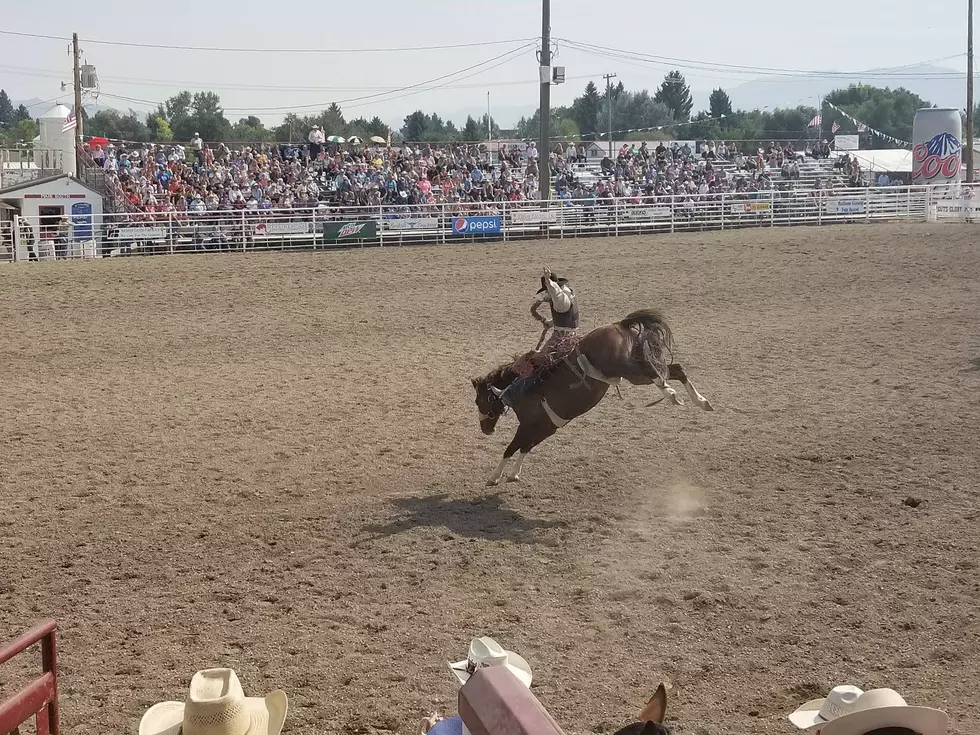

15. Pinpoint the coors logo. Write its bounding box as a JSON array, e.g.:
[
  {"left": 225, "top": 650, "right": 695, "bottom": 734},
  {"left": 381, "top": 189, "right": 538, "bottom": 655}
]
[{"left": 337, "top": 222, "right": 367, "bottom": 238}]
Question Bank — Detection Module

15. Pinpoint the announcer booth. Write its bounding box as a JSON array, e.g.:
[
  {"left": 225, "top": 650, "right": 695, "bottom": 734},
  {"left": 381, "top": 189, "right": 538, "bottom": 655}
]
[{"left": 0, "top": 173, "right": 103, "bottom": 260}]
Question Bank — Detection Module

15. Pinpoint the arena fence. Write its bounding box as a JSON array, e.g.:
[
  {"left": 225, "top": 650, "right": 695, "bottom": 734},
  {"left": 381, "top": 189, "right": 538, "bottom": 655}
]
[
  {"left": 0, "top": 619, "right": 60, "bottom": 735},
  {"left": 1, "top": 184, "right": 976, "bottom": 262}
]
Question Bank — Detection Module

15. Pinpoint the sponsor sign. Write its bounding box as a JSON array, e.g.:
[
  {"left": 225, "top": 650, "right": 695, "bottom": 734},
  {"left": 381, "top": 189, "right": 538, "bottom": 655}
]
[
  {"left": 912, "top": 132, "right": 962, "bottom": 183},
  {"left": 450, "top": 216, "right": 502, "bottom": 235},
  {"left": 322, "top": 220, "right": 378, "bottom": 243},
  {"left": 71, "top": 201, "right": 93, "bottom": 240},
  {"left": 834, "top": 134, "right": 859, "bottom": 151},
  {"left": 23, "top": 193, "right": 87, "bottom": 199},
  {"left": 729, "top": 201, "right": 772, "bottom": 214},
  {"left": 511, "top": 210, "right": 558, "bottom": 224},
  {"left": 117, "top": 226, "right": 167, "bottom": 240},
  {"left": 621, "top": 206, "right": 672, "bottom": 219},
  {"left": 385, "top": 217, "right": 440, "bottom": 230},
  {"left": 254, "top": 221, "right": 311, "bottom": 235},
  {"left": 934, "top": 198, "right": 980, "bottom": 218},
  {"left": 824, "top": 198, "right": 866, "bottom": 215}
]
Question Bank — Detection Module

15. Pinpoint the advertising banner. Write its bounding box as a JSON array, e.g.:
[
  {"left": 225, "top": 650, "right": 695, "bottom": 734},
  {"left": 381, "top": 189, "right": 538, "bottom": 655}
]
[
  {"left": 385, "top": 217, "right": 440, "bottom": 230},
  {"left": 322, "top": 221, "right": 378, "bottom": 243},
  {"left": 450, "top": 216, "right": 502, "bottom": 235},
  {"left": 912, "top": 108, "right": 962, "bottom": 195},
  {"left": 824, "top": 198, "right": 866, "bottom": 215},
  {"left": 254, "top": 221, "right": 311, "bottom": 235}
]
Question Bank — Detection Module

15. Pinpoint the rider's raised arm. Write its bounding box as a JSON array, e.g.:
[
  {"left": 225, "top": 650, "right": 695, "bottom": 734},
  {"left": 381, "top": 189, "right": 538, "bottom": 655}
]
[{"left": 544, "top": 279, "right": 573, "bottom": 313}]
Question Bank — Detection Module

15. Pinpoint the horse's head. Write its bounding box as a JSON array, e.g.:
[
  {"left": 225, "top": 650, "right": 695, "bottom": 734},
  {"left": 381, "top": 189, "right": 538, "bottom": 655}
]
[
  {"left": 471, "top": 375, "right": 505, "bottom": 435},
  {"left": 612, "top": 684, "right": 670, "bottom": 735}
]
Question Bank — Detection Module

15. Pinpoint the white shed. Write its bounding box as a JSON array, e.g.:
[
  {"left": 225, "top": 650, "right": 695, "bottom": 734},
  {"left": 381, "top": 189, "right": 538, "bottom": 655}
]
[{"left": 0, "top": 173, "right": 104, "bottom": 260}]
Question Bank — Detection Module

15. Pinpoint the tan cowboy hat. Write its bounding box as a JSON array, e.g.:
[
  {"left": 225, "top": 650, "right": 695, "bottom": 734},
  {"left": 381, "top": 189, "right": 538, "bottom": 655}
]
[
  {"left": 789, "top": 685, "right": 947, "bottom": 735},
  {"left": 448, "top": 636, "right": 532, "bottom": 689},
  {"left": 139, "top": 668, "right": 287, "bottom": 735}
]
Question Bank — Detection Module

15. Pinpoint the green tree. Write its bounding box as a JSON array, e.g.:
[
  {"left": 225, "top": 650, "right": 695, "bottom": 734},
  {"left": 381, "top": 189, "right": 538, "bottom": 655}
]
[
  {"left": 231, "top": 116, "right": 272, "bottom": 141},
  {"left": 823, "top": 84, "right": 930, "bottom": 148},
  {"left": 479, "top": 113, "right": 500, "bottom": 139},
  {"left": 367, "top": 116, "right": 388, "bottom": 138},
  {"left": 401, "top": 110, "right": 428, "bottom": 140},
  {"left": 653, "top": 71, "right": 694, "bottom": 121},
  {"left": 572, "top": 81, "right": 602, "bottom": 136},
  {"left": 15, "top": 104, "right": 31, "bottom": 122},
  {"left": 0, "top": 90, "right": 14, "bottom": 128},
  {"left": 708, "top": 88, "right": 733, "bottom": 119},
  {"left": 463, "top": 115, "right": 480, "bottom": 140},
  {"left": 86, "top": 109, "right": 152, "bottom": 142}
]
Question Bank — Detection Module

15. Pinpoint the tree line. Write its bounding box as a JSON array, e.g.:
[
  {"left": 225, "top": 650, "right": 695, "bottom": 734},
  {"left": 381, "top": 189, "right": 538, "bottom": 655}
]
[{"left": 0, "top": 70, "right": 959, "bottom": 151}]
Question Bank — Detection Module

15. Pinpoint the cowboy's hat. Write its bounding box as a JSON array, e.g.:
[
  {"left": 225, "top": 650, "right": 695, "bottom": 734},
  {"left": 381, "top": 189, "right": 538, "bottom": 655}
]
[
  {"left": 448, "top": 636, "right": 532, "bottom": 689},
  {"left": 537, "top": 274, "right": 570, "bottom": 294},
  {"left": 788, "top": 685, "right": 947, "bottom": 735},
  {"left": 139, "top": 668, "right": 287, "bottom": 735}
]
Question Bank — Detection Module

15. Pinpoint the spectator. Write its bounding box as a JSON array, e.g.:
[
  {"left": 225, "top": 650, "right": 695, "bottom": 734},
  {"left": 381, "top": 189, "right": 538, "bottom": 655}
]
[
  {"left": 139, "top": 667, "right": 288, "bottom": 735},
  {"left": 190, "top": 132, "right": 204, "bottom": 166},
  {"left": 421, "top": 636, "right": 533, "bottom": 735},
  {"left": 308, "top": 125, "right": 324, "bottom": 161},
  {"left": 788, "top": 684, "right": 948, "bottom": 735}
]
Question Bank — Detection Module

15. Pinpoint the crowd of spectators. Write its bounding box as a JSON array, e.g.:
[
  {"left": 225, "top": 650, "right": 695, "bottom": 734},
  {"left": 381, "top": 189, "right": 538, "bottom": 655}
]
[{"left": 79, "top": 129, "right": 874, "bottom": 219}]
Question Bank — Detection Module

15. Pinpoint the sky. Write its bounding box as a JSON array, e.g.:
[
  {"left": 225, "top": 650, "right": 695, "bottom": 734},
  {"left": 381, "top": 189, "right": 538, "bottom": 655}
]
[{"left": 0, "top": 0, "right": 974, "bottom": 128}]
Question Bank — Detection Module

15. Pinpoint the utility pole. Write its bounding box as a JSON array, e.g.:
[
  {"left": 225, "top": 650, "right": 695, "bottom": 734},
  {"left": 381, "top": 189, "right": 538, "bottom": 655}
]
[
  {"left": 537, "top": 0, "right": 551, "bottom": 203},
  {"left": 968, "top": 0, "right": 975, "bottom": 183},
  {"left": 487, "top": 91, "right": 492, "bottom": 144},
  {"left": 603, "top": 73, "right": 617, "bottom": 157},
  {"left": 72, "top": 33, "right": 84, "bottom": 168}
]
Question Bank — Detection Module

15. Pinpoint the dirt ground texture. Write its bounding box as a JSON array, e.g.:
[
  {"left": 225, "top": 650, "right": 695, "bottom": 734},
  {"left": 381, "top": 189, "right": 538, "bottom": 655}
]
[{"left": 1, "top": 223, "right": 978, "bottom": 735}]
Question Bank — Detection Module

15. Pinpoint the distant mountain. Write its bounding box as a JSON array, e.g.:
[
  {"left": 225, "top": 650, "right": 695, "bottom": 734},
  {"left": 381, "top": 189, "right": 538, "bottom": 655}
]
[{"left": 727, "top": 64, "right": 967, "bottom": 112}]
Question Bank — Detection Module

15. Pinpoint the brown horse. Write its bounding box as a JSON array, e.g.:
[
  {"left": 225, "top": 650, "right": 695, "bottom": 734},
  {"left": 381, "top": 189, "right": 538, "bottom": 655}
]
[
  {"left": 612, "top": 683, "right": 671, "bottom": 735},
  {"left": 471, "top": 310, "right": 713, "bottom": 486}
]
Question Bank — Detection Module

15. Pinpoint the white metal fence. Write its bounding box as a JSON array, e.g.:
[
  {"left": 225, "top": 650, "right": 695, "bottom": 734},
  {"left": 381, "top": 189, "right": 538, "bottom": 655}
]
[{"left": 1, "top": 184, "right": 976, "bottom": 263}]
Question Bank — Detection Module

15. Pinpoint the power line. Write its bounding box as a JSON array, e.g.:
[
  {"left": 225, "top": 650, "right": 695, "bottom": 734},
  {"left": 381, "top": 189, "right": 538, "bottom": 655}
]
[
  {"left": 0, "top": 62, "right": 601, "bottom": 94},
  {"left": 0, "top": 28, "right": 536, "bottom": 54},
  {"left": 98, "top": 44, "right": 536, "bottom": 115},
  {"left": 561, "top": 39, "right": 970, "bottom": 80}
]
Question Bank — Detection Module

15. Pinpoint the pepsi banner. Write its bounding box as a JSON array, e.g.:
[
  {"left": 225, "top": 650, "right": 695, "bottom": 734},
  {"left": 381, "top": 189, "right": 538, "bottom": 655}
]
[{"left": 450, "top": 216, "right": 501, "bottom": 235}]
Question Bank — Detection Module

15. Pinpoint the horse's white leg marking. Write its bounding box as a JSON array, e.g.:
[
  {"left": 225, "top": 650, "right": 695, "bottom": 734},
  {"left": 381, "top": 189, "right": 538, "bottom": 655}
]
[
  {"left": 506, "top": 452, "right": 527, "bottom": 482},
  {"left": 682, "top": 379, "right": 714, "bottom": 411},
  {"left": 542, "top": 398, "right": 570, "bottom": 428},
  {"left": 655, "top": 377, "right": 684, "bottom": 406},
  {"left": 487, "top": 455, "right": 510, "bottom": 486},
  {"left": 576, "top": 354, "right": 622, "bottom": 386}
]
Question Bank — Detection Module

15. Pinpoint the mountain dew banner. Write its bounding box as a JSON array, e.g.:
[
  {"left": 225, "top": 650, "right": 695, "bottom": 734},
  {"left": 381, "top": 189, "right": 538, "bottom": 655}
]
[{"left": 322, "top": 221, "right": 378, "bottom": 244}]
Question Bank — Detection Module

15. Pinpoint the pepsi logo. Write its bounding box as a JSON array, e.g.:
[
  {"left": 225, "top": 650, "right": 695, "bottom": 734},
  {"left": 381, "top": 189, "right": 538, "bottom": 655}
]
[{"left": 454, "top": 218, "right": 467, "bottom": 232}]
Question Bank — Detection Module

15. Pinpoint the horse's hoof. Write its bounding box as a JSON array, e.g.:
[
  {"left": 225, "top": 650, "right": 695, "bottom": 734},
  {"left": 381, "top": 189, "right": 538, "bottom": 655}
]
[
  {"left": 670, "top": 394, "right": 684, "bottom": 406},
  {"left": 506, "top": 475, "right": 521, "bottom": 483},
  {"left": 487, "top": 478, "right": 500, "bottom": 487},
  {"left": 700, "top": 399, "right": 715, "bottom": 412}
]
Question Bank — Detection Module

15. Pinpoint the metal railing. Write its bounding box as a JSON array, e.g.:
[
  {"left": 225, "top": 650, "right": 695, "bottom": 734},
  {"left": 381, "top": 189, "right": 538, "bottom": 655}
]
[
  {"left": 1, "top": 184, "right": 973, "bottom": 262},
  {"left": 0, "top": 619, "right": 60, "bottom": 735}
]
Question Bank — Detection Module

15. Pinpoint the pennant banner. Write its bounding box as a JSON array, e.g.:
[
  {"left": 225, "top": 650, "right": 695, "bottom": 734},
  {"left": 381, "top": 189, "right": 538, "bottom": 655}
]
[{"left": 824, "top": 101, "right": 910, "bottom": 147}]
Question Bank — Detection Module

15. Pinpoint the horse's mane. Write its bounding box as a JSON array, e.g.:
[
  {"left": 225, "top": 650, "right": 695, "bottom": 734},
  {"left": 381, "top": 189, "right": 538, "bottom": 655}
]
[{"left": 473, "top": 357, "right": 520, "bottom": 388}]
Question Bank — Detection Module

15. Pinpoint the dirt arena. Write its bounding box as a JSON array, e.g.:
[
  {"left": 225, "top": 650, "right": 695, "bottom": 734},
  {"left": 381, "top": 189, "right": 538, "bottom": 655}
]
[{"left": 1, "top": 223, "right": 978, "bottom": 735}]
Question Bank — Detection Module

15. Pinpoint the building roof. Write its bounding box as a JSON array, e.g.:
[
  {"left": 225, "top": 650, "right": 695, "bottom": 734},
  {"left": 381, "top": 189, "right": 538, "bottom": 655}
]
[
  {"left": 39, "top": 103, "right": 72, "bottom": 120},
  {"left": 0, "top": 173, "right": 102, "bottom": 198}
]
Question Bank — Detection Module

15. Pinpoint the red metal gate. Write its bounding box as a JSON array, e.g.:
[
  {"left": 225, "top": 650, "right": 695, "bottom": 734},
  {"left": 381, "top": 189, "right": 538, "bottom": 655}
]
[{"left": 0, "top": 619, "right": 60, "bottom": 735}]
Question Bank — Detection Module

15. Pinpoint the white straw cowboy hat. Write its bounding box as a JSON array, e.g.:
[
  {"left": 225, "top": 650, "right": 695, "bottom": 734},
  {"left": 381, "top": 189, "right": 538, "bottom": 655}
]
[
  {"left": 789, "top": 685, "right": 948, "bottom": 735},
  {"left": 139, "top": 668, "right": 288, "bottom": 735},
  {"left": 448, "top": 636, "right": 532, "bottom": 689}
]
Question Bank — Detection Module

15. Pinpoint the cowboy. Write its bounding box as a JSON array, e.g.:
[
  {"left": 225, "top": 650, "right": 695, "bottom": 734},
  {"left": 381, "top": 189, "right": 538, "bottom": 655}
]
[
  {"left": 788, "top": 684, "right": 948, "bottom": 735},
  {"left": 421, "top": 636, "right": 533, "bottom": 735},
  {"left": 494, "top": 267, "right": 580, "bottom": 408},
  {"left": 139, "top": 667, "right": 288, "bottom": 735}
]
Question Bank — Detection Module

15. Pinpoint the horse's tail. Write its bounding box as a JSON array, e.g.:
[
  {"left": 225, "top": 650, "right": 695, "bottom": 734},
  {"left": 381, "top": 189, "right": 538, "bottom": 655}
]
[{"left": 619, "top": 309, "right": 673, "bottom": 379}]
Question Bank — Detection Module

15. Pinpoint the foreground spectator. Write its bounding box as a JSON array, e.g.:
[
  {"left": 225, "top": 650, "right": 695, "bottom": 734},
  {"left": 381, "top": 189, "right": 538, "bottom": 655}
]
[
  {"left": 421, "top": 636, "right": 533, "bottom": 735},
  {"left": 139, "top": 667, "right": 288, "bottom": 735},
  {"left": 788, "top": 684, "right": 948, "bottom": 735}
]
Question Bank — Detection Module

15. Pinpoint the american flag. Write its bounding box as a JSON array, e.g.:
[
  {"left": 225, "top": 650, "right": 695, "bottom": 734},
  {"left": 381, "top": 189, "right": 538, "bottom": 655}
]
[
  {"left": 831, "top": 121, "right": 841, "bottom": 133},
  {"left": 857, "top": 122, "right": 868, "bottom": 132},
  {"left": 807, "top": 114, "right": 822, "bottom": 128},
  {"left": 62, "top": 105, "right": 77, "bottom": 133}
]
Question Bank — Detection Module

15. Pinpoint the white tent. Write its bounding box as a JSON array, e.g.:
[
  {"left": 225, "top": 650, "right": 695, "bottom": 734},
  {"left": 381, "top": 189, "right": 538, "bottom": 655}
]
[{"left": 845, "top": 149, "right": 913, "bottom": 173}]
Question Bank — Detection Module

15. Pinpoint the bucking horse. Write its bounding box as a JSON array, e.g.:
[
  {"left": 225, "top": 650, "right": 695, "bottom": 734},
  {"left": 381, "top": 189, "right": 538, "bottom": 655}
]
[{"left": 471, "top": 309, "right": 713, "bottom": 486}]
